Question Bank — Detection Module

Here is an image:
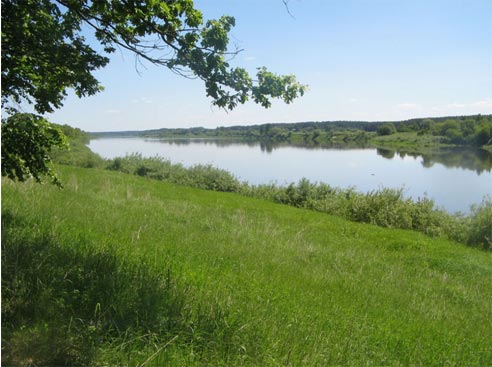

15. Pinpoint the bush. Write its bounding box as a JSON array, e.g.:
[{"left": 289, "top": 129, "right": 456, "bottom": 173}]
[
  {"left": 187, "top": 164, "right": 241, "bottom": 192},
  {"left": 466, "top": 197, "right": 492, "bottom": 250},
  {"left": 376, "top": 123, "right": 397, "bottom": 136},
  {"left": 105, "top": 154, "right": 241, "bottom": 193},
  {"left": 103, "top": 155, "right": 490, "bottom": 251},
  {"left": 444, "top": 128, "right": 464, "bottom": 144},
  {"left": 243, "top": 179, "right": 487, "bottom": 249},
  {"left": 475, "top": 126, "right": 491, "bottom": 146}
]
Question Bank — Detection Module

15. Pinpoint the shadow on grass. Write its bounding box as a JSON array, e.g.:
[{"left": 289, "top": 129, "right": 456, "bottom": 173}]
[{"left": 2, "top": 211, "right": 253, "bottom": 366}]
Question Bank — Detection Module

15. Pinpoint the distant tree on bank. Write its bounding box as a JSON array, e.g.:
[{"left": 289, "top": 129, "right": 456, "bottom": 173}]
[{"left": 377, "top": 123, "right": 397, "bottom": 136}]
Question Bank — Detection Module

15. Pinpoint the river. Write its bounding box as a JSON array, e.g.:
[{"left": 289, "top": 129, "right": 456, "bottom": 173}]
[{"left": 88, "top": 138, "right": 492, "bottom": 213}]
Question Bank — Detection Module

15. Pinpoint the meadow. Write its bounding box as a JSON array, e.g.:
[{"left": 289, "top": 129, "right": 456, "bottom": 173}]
[
  {"left": 2, "top": 165, "right": 492, "bottom": 366},
  {"left": 102, "top": 154, "right": 492, "bottom": 251}
]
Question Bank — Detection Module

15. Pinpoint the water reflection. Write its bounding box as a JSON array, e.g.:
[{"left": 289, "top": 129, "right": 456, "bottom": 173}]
[
  {"left": 147, "top": 138, "right": 374, "bottom": 152},
  {"left": 376, "top": 147, "right": 492, "bottom": 174},
  {"left": 147, "top": 138, "right": 259, "bottom": 148},
  {"left": 146, "top": 138, "right": 492, "bottom": 174},
  {"left": 88, "top": 137, "right": 492, "bottom": 213}
]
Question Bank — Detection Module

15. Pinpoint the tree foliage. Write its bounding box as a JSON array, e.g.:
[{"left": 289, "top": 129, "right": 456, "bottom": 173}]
[
  {"left": 1, "top": 0, "right": 308, "bottom": 186},
  {"left": 1, "top": 113, "right": 68, "bottom": 186},
  {"left": 1, "top": 0, "right": 109, "bottom": 113},
  {"left": 376, "top": 123, "right": 397, "bottom": 136},
  {"left": 1, "top": 0, "right": 307, "bottom": 113}
]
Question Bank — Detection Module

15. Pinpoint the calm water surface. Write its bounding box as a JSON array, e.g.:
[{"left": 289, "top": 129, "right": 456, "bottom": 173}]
[{"left": 88, "top": 138, "right": 492, "bottom": 213}]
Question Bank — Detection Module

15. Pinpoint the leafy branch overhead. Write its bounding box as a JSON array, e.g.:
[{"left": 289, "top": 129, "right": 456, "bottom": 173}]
[{"left": 1, "top": 0, "right": 307, "bottom": 113}]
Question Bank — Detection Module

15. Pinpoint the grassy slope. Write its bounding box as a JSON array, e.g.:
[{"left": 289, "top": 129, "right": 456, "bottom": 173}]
[{"left": 2, "top": 165, "right": 492, "bottom": 366}]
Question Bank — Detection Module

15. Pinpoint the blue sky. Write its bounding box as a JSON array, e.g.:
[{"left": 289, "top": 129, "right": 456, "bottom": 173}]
[{"left": 43, "top": 0, "right": 491, "bottom": 131}]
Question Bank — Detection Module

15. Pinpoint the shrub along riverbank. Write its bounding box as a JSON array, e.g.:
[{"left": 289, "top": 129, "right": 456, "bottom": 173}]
[
  {"left": 100, "top": 154, "right": 491, "bottom": 251},
  {"left": 3, "top": 165, "right": 492, "bottom": 365},
  {"left": 52, "top": 123, "right": 492, "bottom": 251}
]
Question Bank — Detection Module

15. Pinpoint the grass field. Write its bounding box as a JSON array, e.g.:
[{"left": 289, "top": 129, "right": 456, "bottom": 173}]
[{"left": 2, "top": 165, "right": 492, "bottom": 366}]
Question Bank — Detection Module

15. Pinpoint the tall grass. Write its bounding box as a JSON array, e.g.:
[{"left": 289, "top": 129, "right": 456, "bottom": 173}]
[
  {"left": 245, "top": 180, "right": 471, "bottom": 239},
  {"left": 3, "top": 166, "right": 492, "bottom": 365},
  {"left": 107, "top": 154, "right": 241, "bottom": 192},
  {"left": 2, "top": 207, "right": 256, "bottom": 366},
  {"left": 50, "top": 144, "right": 491, "bottom": 250},
  {"left": 467, "top": 198, "right": 492, "bottom": 250},
  {"left": 100, "top": 154, "right": 492, "bottom": 250}
]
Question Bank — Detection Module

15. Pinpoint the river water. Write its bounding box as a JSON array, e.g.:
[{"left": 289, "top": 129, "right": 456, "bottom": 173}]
[{"left": 88, "top": 138, "right": 492, "bottom": 213}]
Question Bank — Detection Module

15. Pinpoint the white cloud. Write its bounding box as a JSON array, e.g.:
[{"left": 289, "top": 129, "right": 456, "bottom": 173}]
[
  {"left": 131, "top": 97, "right": 153, "bottom": 104},
  {"left": 396, "top": 102, "right": 420, "bottom": 110},
  {"left": 473, "top": 99, "right": 492, "bottom": 109},
  {"left": 432, "top": 98, "right": 492, "bottom": 113},
  {"left": 105, "top": 109, "right": 121, "bottom": 114}
]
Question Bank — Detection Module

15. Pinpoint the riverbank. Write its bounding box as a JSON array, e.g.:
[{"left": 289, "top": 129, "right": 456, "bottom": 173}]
[
  {"left": 3, "top": 165, "right": 492, "bottom": 365},
  {"left": 91, "top": 114, "right": 492, "bottom": 152},
  {"left": 54, "top": 131, "right": 492, "bottom": 249}
]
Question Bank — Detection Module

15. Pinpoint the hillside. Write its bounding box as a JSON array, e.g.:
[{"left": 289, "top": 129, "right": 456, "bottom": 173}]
[{"left": 2, "top": 166, "right": 492, "bottom": 366}]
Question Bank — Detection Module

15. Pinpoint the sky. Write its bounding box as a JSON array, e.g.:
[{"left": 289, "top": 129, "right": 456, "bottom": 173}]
[{"left": 37, "top": 0, "right": 492, "bottom": 131}]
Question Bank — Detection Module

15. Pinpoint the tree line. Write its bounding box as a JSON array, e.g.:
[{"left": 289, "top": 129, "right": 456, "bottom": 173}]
[{"left": 96, "top": 114, "right": 492, "bottom": 148}]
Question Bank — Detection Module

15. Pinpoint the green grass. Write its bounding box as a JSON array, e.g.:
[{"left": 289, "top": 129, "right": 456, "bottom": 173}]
[
  {"left": 102, "top": 154, "right": 492, "bottom": 249},
  {"left": 370, "top": 131, "right": 448, "bottom": 150},
  {"left": 3, "top": 165, "right": 492, "bottom": 366}
]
